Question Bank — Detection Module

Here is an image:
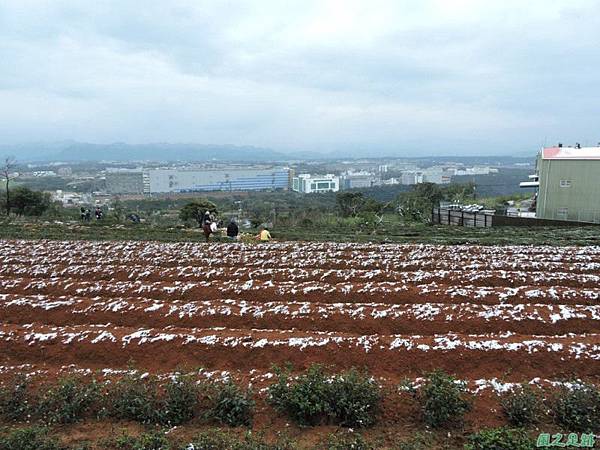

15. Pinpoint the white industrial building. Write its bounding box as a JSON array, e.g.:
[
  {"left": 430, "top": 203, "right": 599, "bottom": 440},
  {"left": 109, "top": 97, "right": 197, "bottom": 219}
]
[
  {"left": 453, "top": 166, "right": 499, "bottom": 176},
  {"left": 292, "top": 174, "right": 340, "bottom": 193},
  {"left": 401, "top": 171, "right": 424, "bottom": 185},
  {"left": 106, "top": 166, "right": 291, "bottom": 194},
  {"left": 422, "top": 169, "right": 452, "bottom": 184},
  {"left": 340, "top": 171, "right": 380, "bottom": 189}
]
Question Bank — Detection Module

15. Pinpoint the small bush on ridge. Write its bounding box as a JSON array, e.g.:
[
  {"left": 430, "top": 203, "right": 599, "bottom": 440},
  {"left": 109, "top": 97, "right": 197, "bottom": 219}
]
[
  {"left": 328, "top": 369, "right": 381, "bottom": 427},
  {"left": 186, "top": 429, "right": 296, "bottom": 450},
  {"left": 322, "top": 432, "right": 375, "bottom": 450},
  {"left": 0, "top": 375, "right": 34, "bottom": 422},
  {"left": 101, "top": 430, "right": 170, "bottom": 450},
  {"left": 37, "top": 377, "right": 100, "bottom": 424},
  {"left": 392, "top": 433, "right": 434, "bottom": 450},
  {"left": 500, "top": 385, "right": 543, "bottom": 427},
  {"left": 0, "top": 426, "right": 64, "bottom": 450},
  {"left": 418, "top": 370, "right": 471, "bottom": 428},
  {"left": 106, "top": 374, "right": 160, "bottom": 424},
  {"left": 268, "top": 365, "right": 331, "bottom": 426},
  {"left": 268, "top": 365, "right": 381, "bottom": 428},
  {"left": 209, "top": 381, "right": 254, "bottom": 427},
  {"left": 160, "top": 374, "right": 201, "bottom": 426},
  {"left": 552, "top": 383, "right": 600, "bottom": 432},
  {"left": 464, "top": 427, "right": 534, "bottom": 450}
]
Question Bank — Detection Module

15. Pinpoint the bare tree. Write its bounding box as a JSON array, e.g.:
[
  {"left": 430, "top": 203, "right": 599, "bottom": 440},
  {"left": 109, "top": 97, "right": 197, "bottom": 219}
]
[{"left": 1, "top": 156, "right": 17, "bottom": 216}]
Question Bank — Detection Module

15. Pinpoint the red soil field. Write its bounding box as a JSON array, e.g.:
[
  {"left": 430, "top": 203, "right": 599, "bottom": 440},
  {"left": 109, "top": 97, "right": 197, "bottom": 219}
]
[{"left": 1, "top": 238, "right": 600, "bottom": 428}]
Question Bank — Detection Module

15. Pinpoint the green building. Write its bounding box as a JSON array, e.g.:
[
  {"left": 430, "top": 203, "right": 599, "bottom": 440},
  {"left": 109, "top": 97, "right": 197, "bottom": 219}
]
[{"left": 524, "top": 146, "right": 600, "bottom": 223}]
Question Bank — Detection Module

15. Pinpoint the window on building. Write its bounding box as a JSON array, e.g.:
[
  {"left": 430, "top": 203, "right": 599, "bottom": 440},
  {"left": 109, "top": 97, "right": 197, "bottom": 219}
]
[
  {"left": 557, "top": 207, "right": 569, "bottom": 219},
  {"left": 559, "top": 180, "right": 572, "bottom": 188},
  {"left": 311, "top": 183, "right": 316, "bottom": 190},
  {"left": 317, "top": 182, "right": 331, "bottom": 189}
]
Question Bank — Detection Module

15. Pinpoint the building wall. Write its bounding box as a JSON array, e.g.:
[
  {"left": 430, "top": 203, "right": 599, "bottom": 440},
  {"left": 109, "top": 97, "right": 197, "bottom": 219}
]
[
  {"left": 292, "top": 175, "right": 339, "bottom": 193},
  {"left": 341, "top": 176, "right": 377, "bottom": 189},
  {"left": 105, "top": 171, "right": 145, "bottom": 194},
  {"left": 147, "top": 168, "right": 290, "bottom": 193},
  {"left": 537, "top": 157, "right": 600, "bottom": 223}
]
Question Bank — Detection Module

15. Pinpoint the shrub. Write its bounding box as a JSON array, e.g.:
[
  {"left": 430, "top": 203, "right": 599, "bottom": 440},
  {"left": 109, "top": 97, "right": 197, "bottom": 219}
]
[
  {"left": 268, "top": 365, "right": 331, "bottom": 426},
  {"left": 464, "top": 427, "right": 534, "bottom": 450},
  {"left": 552, "top": 383, "right": 600, "bottom": 432},
  {"left": 233, "top": 432, "right": 297, "bottom": 450},
  {"left": 500, "top": 385, "right": 543, "bottom": 427},
  {"left": 321, "top": 432, "right": 375, "bottom": 450},
  {"left": 185, "top": 429, "right": 296, "bottom": 450},
  {"left": 102, "top": 431, "right": 171, "bottom": 450},
  {"left": 161, "top": 374, "right": 201, "bottom": 426},
  {"left": 37, "top": 377, "right": 100, "bottom": 424},
  {"left": 268, "top": 365, "right": 381, "bottom": 428},
  {"left": 185, "top": 429, "right": 234, "bottom": 450},
  {"left": 106, "top": 374, "right": 160, "bottom": 424},
  {"left": 70, "top": 443, "right": 92, "bottom": 450},
  {"left": 418, "top": 370, "right": 471, "bottom": 428},
  {"left": 209, "top": 381, "right": 254, "bottom": 427},
  {"left": 0, "top": 426, "right": 64, "bottom": 450},
  {"left": 0, "top": 375, "right": 34, "bottom": 422},
  {"left": 392, "top": 433, "right": 434, "bottom": 450},
  {"left": 131, "top": 431, "right": 171, "bottom": 450},
  {"left": 327, "top": 369, "right": 381, "bottom": 427}
]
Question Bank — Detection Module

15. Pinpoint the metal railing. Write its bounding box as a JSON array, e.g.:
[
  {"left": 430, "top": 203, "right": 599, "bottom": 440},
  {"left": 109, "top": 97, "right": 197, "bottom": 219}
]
[{"left": 431, "top": 208, "right": 493, "bottom": 228}]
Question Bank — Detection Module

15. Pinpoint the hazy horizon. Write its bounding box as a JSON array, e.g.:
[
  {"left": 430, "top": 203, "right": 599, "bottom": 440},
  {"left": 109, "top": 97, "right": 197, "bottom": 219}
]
[{"left": 1, "top": 1, "right": 599, "bottom": 155}]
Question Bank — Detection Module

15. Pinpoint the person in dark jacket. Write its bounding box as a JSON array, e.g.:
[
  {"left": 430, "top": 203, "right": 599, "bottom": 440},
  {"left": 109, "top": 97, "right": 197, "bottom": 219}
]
[{"left": 226, "top": 219, "right": 239, "bottom": 240}]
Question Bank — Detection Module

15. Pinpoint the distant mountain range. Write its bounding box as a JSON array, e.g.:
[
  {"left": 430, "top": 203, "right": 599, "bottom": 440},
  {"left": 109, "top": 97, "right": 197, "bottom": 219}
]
[
  {"left": 0, "top": 141, "right": 318, "bottom": 162},
  {"left": 0, "top": 141, "right": 536, "bottom": 163}
]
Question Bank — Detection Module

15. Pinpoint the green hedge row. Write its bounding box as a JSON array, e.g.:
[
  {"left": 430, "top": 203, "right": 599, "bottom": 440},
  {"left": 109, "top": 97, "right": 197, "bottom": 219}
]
[{"left": 1, "top": 367, "right": 599, "bottom": 444}]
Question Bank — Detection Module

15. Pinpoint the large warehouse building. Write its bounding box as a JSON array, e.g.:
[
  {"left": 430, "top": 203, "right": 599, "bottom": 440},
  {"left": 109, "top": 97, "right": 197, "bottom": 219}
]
[
  {"left": 105, "top": 166, "right": 291, "bottom": 194},
  {"left": 147, "top": 167, "right": 291, "bottom": 193},
  {"left": 105, "top": 169, "right": 147, "bottom": 194},
  {"left": 524, "top": 145, "right": 600, "bottom": 223}
]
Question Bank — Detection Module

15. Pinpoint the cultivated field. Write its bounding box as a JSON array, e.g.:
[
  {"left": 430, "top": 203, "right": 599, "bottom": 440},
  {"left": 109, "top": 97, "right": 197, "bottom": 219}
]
[
  {"left": 1, "top": 239, "right": 600, "bottom": 445},
  {"left": 2, "top": 239, "right": 600, "bottom": 386}
]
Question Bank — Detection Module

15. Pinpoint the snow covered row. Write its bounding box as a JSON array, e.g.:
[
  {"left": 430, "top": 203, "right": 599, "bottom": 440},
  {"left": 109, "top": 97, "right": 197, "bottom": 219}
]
[{"left": 3, "top": 294, "right": 600, "bottom": 324}]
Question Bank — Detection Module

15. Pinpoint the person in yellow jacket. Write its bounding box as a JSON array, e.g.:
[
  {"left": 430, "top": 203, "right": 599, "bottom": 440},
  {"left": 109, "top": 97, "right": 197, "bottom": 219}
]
[{"left": 257, "top": 227, "right": 272, "bottom": 242}]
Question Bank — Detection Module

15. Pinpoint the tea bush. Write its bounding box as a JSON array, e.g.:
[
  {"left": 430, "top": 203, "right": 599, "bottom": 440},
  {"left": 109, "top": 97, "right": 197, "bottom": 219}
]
[
  {"left": 0, "top": 375, "right": 34, "bottom": 422},
  {"left": 464, "top": 427, "right": 533, "bottom": 450},
  {"left": 327, "top": 369, "right": 381, "bottom": 427},
  {"left": 268, "top": 365, "right": 331, "bottom": 426},
  {"left": 391, "top": 433, "right": 434, "bottom": 450},
  {"left": 500, "top": 385, "right": 543, "bottom": 427},
  {"left": 552, "top": 383, "right": 600, "bottom": 432},
  {"left": 321, "top": 432, "right": 375, "bottom": 450},
  {"left": 102, "top": 430, "right": 171, "bottom": 450},
  {"left": 268, "top": 365, "right": 381, "bottom": 427},
  {"left": 185, "top": 429, "right": 296, "bottom": 450},
  {"left": 209, "top": 381, "right": 254, "bottom": 427},
  {"left": 418, "top": 370, "right": 471, "bottom": 428},
  {"left": 37, "top": 377, "right": 100, "bottom": 424},
  {"left": 106, "top": 374, "right": 160, "bottom": 424},
  {"left": 0, "top": 426, "right": 64, "bottom": 450},
  {"left": 160, "top": 374, "right": 201, "bottom": 426}
]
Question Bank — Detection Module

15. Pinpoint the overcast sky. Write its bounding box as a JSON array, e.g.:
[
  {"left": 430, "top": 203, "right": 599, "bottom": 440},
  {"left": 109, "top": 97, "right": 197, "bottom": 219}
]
[{"left": 1, "top": 0, "right": 599, "bottom": 156}]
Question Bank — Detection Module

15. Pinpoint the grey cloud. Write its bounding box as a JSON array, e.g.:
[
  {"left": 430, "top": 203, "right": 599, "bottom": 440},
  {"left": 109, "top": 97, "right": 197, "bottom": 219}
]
[{"left": 1, "top": 0, "right": 599, "bottom": 154}]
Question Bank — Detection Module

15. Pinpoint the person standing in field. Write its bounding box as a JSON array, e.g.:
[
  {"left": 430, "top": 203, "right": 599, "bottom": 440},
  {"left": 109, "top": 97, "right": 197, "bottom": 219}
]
[
  {"left": 257, "top": 227, "right": 271, "bottom": 242},
  {"left": 226, "top": 219, "right": 239, "bottom": 240}
]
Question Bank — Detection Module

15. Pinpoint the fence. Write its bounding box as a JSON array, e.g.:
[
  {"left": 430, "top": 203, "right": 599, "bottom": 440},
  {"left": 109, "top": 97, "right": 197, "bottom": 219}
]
[
  {"left": 431, "top": 208, "right": 493, "bottom": 228},
  {"left": 432, "top": 207, "right": 599, "bottom": 228}
]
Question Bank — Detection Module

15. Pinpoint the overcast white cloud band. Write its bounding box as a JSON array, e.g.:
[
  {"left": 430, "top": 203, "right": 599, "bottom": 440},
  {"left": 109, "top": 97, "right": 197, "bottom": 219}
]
[{"left": 1, "top": 0, "right": 599, "bottom": 155}]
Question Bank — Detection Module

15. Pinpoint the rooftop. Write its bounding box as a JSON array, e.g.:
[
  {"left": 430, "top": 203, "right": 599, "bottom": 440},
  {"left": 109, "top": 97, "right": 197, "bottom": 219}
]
[{"left": 542, "top": 146, "right": 600, "bottom": 160}]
